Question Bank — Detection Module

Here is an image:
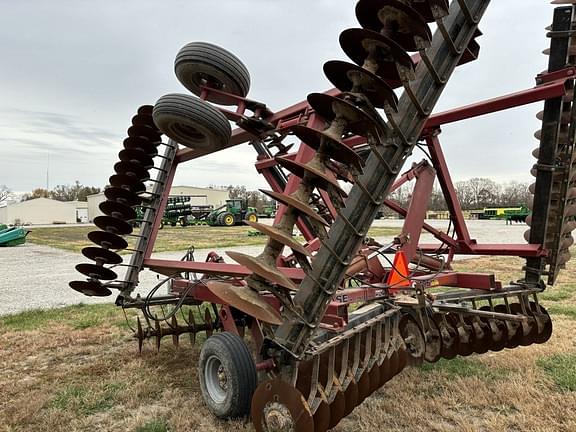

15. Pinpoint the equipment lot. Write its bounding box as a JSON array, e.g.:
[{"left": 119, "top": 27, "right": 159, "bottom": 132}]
[{"left": 0, "top": 219, "right": 527, "bottom": 316}]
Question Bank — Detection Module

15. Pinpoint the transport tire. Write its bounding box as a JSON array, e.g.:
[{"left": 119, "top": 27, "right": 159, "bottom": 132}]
[
  {"left": 175, "top": 42, "right": 250, "bottom": 105},
  {"left": 152, "top": 93, "right": 231, "bottom": 150},
  {"left": 199, "top": 332, "right": 257, "bottom": 419}
]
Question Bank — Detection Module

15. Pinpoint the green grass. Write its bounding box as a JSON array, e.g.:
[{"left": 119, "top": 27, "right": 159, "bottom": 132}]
[
  {"left": 0, "top": 303, "right": 131, "bottom": 331},
  {"left": 537, "top": 353, "right": 576, "bottom": 392},
  {"left": 546, "top": 304, "right": 576, "bottom": 320},
  {"left": 539, "top": 284, "right": 576, "bottom": 302},
  {"left": 135, "top": 419, "right": 170, "bottom": 432},
  {"left": 27, "top": 224, "right": 399, "bottom": 254},
  {"left": 51, "top": 382, "right": 124, "bottom": 415},
  {"left": 420, "top": 357, "right": 511, "bottom": 381}
]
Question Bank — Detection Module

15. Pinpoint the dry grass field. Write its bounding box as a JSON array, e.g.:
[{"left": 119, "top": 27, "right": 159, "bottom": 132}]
[
  {"left": 0, "top": 254, "right": 575, "bottom": 431},
  {"left": 26, "top": 225, "right": 398, "bottom": 254}
]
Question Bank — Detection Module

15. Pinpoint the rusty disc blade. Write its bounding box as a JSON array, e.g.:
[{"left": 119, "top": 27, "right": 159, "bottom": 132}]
[
  {"left": 367, "top": 363, "right": 381, "bottom": 395},
  {"left": 109, "top": 174, "right": 146, "bottom": 193},
  {"left": 399, "top": 314, "right": 425, "bottom": 366},
  {"left": 313, "top": 400, "right": 331, "bottom": 432},
  {"left": 388, "top": 349, "right": 400, "bottom": 377},
  {"left": 94, "top": 215, "right": 133, "bottom": 235},
  {"left": 275, "top": 156, "right": 347, "bottom": 196},
  {"left": 378, "top": 356, "right": 391, "bottom": 386},
  {"left": 323, "top": 60, "right": 398, "bottom": 110},
  {"left": 260, "top": 189, "right": 329, "bottom": 227},
  {"left": 424, "top": 317, "right": 443, "bottom": 363},
  {"left": 123, "top": 136, "right": 159, "bottom": 156},
  {"left": 205, "top": 281, "right": 282, "bottom": 325},
  {"left": 530, "top": 302, "right": 553, "bottom": 344},
  {"left": 127, "top": 124, "right": 161, "bottom": 142},
  {"left": 357, "top": 368, "right": 372, "bottom": 403},
  {"left": 494, "top": 304, "right": 521, "bottom": 349},
  {"left": 510, "top": 303, "right": 538, "bottom": 346},
  {"left": 408, "top": 0, "right": 449, "bottom": 22},
  {"left": 478, "top": 306, "right": 508, "bottom": 352},
  {"left": 226, "top": 251, "right": 299, "bottom": 291},
  {"left": 449, "top": 314, "right": 476, "bottom": 357},
  {"left": 343, "top": 380, "right": 359, "bottom": 417},
  {"left": 291, "top": 125, "right": 363, "bottom": 170},
  {"left": 244, "top": 220, "right": 310, "bottom": 256},
  {"left": 87, "top": 230, "right": 128, "bottom": 250},
  {"left": 465, "top": 316, "right": 492, "bottom": 355},
  {"left": 355, "top": 0, "right": 431, "bottom": 51},
  {"left": 82, "top": 246, "right": 123, "bottom": 265},
  {"left": 118, "top": 149, "right": 155, "bottom": 169},
  {"left": 104, "top": 186, "right": 142, "bottom": 207},
  {"left": 328, "top": 391, "right": 346, "bottom": 429},
  {"left": 99, "top": 200, "right": 137, "bottom": 221},
  {"left": 114, "top": 161, "right": 150, "bottom": 181},
  {"left": 307, "top": 92, "right": 384, "bottom": 137},
  {"left": 137, "top": 105, "right": 154, "bottom": 116},
  {"left": 433, "top": 314, "right": 459, "bottom": 359},
  {"left": 69, "top": 280, "right": 112, "bottom": 297},
  {"left": 339, "top": 28, "right": 414, "bottom": 80},
  {"left": 75, "top": 263, "right": 118, "bottom": 281},
  {"left": 251, "top": 379, "right": 314, "bottom": 432}
]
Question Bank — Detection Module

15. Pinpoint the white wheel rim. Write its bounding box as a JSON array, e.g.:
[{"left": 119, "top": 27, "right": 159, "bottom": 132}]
[{"left": 205, "top": 355, "right": 228, "bottom": 403}]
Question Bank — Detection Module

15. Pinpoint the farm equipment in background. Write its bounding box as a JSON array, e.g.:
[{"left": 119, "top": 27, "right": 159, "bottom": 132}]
[
  {"left": 0, "top": 226, "right": 29, "bottom": 246},
  {"left": 162, "top": 195, "right": 214, "bottom": 227},
  {"left": 206, "top": 198, "right": 258, "bottom": 226},
  {"left": 69, "top": 1, "right": 576, "bottom": 430},
  {"left": 258, "top": 204, "right": 277, "bottom": 219},
  {"left": 479, "top": 205, "right": 531, "bottom": 223}
]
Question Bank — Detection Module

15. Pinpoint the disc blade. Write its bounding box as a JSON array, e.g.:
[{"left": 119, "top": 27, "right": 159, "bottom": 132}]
[
  {"left": 114, "top": 161, "right": 150, "bottom": 181},
  {"left": 118, "top": 149, "right": 155, "bottom": 169},
  {"left": 205, "top": 281, "right": 282, "bottom": 325},
  {"left": 339, "top": 28, "right": 414, "bottom": 80},
  {"left": 291, "top": 125, "right": 363, "bottom": 170},
  {"left": 109, "top": 174, "right": 146, "bottom": 193},
  {"left": 99, "top": 200, "right": 137, "bottom": 221},
  {"left": 275, "top": 155, "right": 347, "bottom": 196},
  {"left": 251, "top": 379, "right": 314, "bottom": 432},
  {"left": 93, "top": 215, "right": 133, "bottom": 235},
  {"left": 104, "top": 186, "right": 142, "bottom": 207},
  {"left": 81, "top": 246, "right": 123, "bottom": 265},
  {"left": 226, "top": 251, "right": 299, "bottom": 291},
  {"left": 123, "top": 136, "right": 159, "bottom": 157},
  {"left": 87, "top": 230, "right": 128, "bottom": 250},
  {"left": 127, "top": 124, "right": 161, "bottom": 142},
  {"left": 260, "top": 189, "right": 329, "bottom": 227},
  {"left": 69, "top": 280, "right": 112, "bottom": 297},
  {"left": 323, "top": 60, "right": 398, "bottom": 110},
  {"left": 355, "top": 0, "right": 431, "bottom": 51},
  {"left": 244, "top": 220, "right": 310, "bottom": 256},
  {"left": 75, "top": 263, "right": 117, "bottom": 280},
  {"left": 307, "top": 92, "right": 384, "bottom": 137}
]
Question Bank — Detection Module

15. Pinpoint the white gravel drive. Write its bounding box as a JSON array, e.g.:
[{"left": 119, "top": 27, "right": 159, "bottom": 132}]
[{"left": 0, "top": 220, "right": 525, "bottom": 316}]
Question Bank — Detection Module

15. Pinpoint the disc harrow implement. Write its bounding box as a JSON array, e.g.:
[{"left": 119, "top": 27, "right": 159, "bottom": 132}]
[{"left": 68, "top": 1, "right": 576, "bottom": 431}]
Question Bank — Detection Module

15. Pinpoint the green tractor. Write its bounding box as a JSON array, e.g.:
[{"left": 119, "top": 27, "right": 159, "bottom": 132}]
[{"left": 207, "top": 198, "right": 258, "bottom": 227}]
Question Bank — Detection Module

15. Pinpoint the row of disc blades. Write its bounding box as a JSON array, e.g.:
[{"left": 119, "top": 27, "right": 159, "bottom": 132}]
[
  {"left": 252, "top": 314, "right": 412, "bottom": 432},
  {"left": 526, "top": 9, "right": 576, "bottom": 282},
  {"left": 429, "top": 302, "right": 552, "bottom": 362},
  {"left": 69, "top": 105, "right": 163, "bottom": 297}
]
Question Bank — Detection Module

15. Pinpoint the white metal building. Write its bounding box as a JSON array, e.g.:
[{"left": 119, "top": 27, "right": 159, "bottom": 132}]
[
  {"left": 86, "top": 186, "right": 229, "bottom": 221},
  {"left": 0, "top": 198, "right": 81, "bottom": 225}
]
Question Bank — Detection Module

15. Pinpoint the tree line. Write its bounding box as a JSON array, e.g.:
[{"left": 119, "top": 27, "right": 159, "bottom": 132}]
[
  {"left": 20, "top": 181, "right": 101, "bottom": 202},
  {"left": 389, "top": 177, "right": 531, "bottom": 211}
]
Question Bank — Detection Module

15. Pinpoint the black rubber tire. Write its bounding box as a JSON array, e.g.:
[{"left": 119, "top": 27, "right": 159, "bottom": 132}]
[
  {"left": 198, "top": 332, "right": 257, "bottom": 419},
  {"left": 175, "top": 41, "right": 250, "bottom": 105},
  {"left": 244, "top": 212, "right": 258, "bottom": 224},
  {"left": 152, "top": 93, "right": 231, "bottom": 150}
]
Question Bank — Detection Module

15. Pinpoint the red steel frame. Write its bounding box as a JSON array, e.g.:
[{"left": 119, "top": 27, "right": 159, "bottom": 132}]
[{"left": 139, "top": 65, "right": 573, "bottom": 318}]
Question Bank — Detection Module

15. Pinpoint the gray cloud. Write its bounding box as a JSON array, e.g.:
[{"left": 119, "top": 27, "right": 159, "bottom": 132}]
[{"left": 0, "top": 0, "right": 558, "bottom": 194}]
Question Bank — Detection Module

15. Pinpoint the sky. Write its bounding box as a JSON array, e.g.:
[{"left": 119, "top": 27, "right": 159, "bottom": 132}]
[{"left": 0, "top": 0, "right": 559, "bottom": 194}]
